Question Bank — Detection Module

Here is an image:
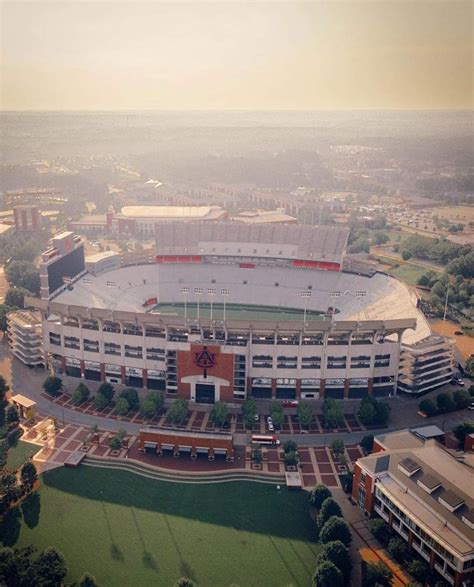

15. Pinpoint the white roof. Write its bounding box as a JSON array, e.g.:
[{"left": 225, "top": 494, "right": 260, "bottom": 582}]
[{"left": 120, "top": 206, "right": 224, "bottom": 220}]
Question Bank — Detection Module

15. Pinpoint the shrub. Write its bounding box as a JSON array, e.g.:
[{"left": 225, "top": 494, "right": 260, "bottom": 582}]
[
  {"left": 93, "top": 393, "right": 109, "bottom": 411},
  {"left": 317, "top": 498, "right": 342, "bottom": 529},
  {"left": 309, "top": 484, "right": 332, "bottom": 509},
  {"left": 436, "top": 393, "right": 455, "bottom": 413},
  {"left": 319, "top": 516, "right": 352, "bottom": 547},
  {"left": 419, "top": 398, "right": 437, "bottom": 417}
]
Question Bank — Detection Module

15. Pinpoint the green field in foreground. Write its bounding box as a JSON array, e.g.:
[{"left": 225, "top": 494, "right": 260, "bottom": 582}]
[
  {"left": 6, "top": 440, "right": 40, "bottom": 471},
  {"left": 152, "top": 302, "right": 323, "bottom": 322},
  {"left": 4, "top": 466, "right": 320, "bottom": 587}
]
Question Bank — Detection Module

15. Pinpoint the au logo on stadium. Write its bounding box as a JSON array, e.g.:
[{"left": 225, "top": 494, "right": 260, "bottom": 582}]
[{"left": 195, "top": 346, "right": 215, "bottom": 378}]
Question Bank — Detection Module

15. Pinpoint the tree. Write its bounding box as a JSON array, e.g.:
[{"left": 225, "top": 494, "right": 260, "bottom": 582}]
[
  {"left": 401, "top": 250, "right": 412, "bottom": 261},
  {"left": 72, "top": 382, "right": 90, "bottom": 405},
  {"left": 283, "top": 451, "right": 299, "bottom": 467},
  {"left": 140, "top": 397, "right": 158, "bottom": 419},
  {"left": 309, "top": 484, "right": 332, "bottom": 510},
  {"left": 360, "top": 434, "right": 374, "bottom": 454},
  {"left": 407, "top": 560, "right": 430, "bottom": 583},
  {"left": 368, "top": 518, "right": 390, "bottom": 545},
  {"left": 318, "top": 498, "right": 342, "bottom": 529},
  {"left": 316, "top": 540, "right": 352, "bottom": 584},
  {"left": 42, "top": 376, "right": 62, "bottom": 397},
  {"left": 115, "top": 397, "right": 130, "bottom": 415},
  {"left": 0, "top": 306, "right": 14, "bottom": 333},
  {"left": 97, "top": 383, "right": 114, "bottom": 402},
  {"left": 358, "top": 396, "right": 390, "bottom": 426},
  {"left": 5, "top": 262, "right": 40, "bottom": 295},
  {"left": 32, "top": 546, "right": 67, "bottom": 586},
  {"left": 79, "top": 573, "right": 99, "bottom": 587},
  {"left": 20, "top": 462, "right": 38, "bottom": 488},
  {"left": 173, "top": 578, "right": 196, "bottom": 587},
  {"left": 167, "top": 398, "right": 188, "bottom": 424},
  {"left": 109, "top": 436, "right": 122, "bottom": 450},
  {"left": 330, "top": 438, "right": 344, "bottom": 458},
  {"left": 453, "top": 421, "right": 474, "bottom": 444},
  {"left": 453, "top": 389, "right": 470, "bottom": 410},
  {"left": 0, "top": 376, "right": 9, "bottom": 399},
  {"left": 312, "top": 561, "right": 344, "bottom": 587},
  {"left": 6, "top": 406, "right": 19, "bottom": 427},
  {"left": 419, "top": 398, "right": 437, "bottom": 417},
  {"left": 319, "top": 517, "right": 352, "bottom": 547},
  {"left": 93, "top": 393, "right": 109, "bottom": 411},
  {"left": 283, "top": 440, "right": 298, "bottom": 454},
  {"left": 387, "top": 537, "right": 411, "bottom": 563},
  {"left": 297, "top": 402, "right": 313, "bottom": 428},
  {"left": 270, "top": 402, "right": 284, "bottom": 428},
  {"left": 363, "top": 561, "right": 392, "bottom": 587},
  {"left": 322, "top": 399, "right": 343, "bottom": 428},
  {"left": 5, "top": 288, "right": 32, "bottom": 309},
  {"left": 373, "top": 231, "right": 389, "bottom": 245},
  {"left": 209, "top": 402, "right": 229, "bottom": 427},
  {"left": 119, "top": 388, "right": 139, "bottom": 411},
  {"left": 436, "top": 392, "right": 455, "bottom": 413}
]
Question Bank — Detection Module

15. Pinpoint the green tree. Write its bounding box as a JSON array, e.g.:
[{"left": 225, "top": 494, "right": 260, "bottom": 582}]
[
  {"left": 316, "top": 540, "right": 352, "bottom": 584},
  {"left": 360, "top": 434, "right": 374, "bottom": 454},
  {"left": 20, "top": 462, "right": 38, "bottom": 489},
  {"left": 115, "top": 397, "right": 130, "bottom": 415},
  {"left": 297, "top": 402, "right": 313, "bottom": 428},
  {"left": 322, "top": 399, "right": 343, "bottom": 428},
  {"left": 319, "top": 517, "right": 352, "bottom": 547},
  {"left": 363, "top": 561, "right": 392, "bottom": 587},
  {"left": 283, "top": 440, "right": 298, "bottom": 454},
  {"left": 5, "top": 262, "right": 40, "bottom": 295},
  {"left": 309, "top": 484, "right": 332, "bottom": 510},
  {"left": 42, "top": 376, "right": 62, "bottom": 397},
  {"left": 6, "top": 406, "right": 19, "bottom": 427},
  {"left": 373, "top": 231, "right": 389, "bottom": 245},
  {"left": 453, "top": 421, "right": 474, "bottom": 444},
  {"left": 368, "top": 519, "right": 390, "bottom": 545},
  {"left": 173, "top": 578, "right": 196, "bottom": 587},
  {"left": 148, "top": 391, "right": 165, "bottom": 411},
  {"left": 140, "top": 397, "right": 158, "bottom": 419},
  {"left": 330, "top": 438, "right": 344, "bottom": 458},
  {"left": 270, "top": 402, "right": 284, "bottom": 428},
  {"left": 209, "top": 402, "right": 229, "bottom": 427},
  {"left": 318, "top": 498, "right": 343, "bottom": 529},
  {"left": 242, "top": 398, "right": 257, "bottom": 426},
  {"left": 0, "top": 307, "right": 13, "bottom": 333},
  {"left": 119, "top": 388, "right": 139, "bottom": 411},
  {"left": 72, "top": 382, "right": 90, "bottom": 405},
  {"left": 97, "top": 383, "right": 114, "bottom": 402},
  {"left": 407, "top": 560, "right": 430, "bottom": 583},
  {"left": 312, "top": 561, "right": 344, "bottom": 587},
  {"left": 436, "top": 393, "right": 455, "bottom": 413},
  {"left": 109, "top": 436, "right": 122, "bottom": 450},
  {"left": 32, "top": 546, "right": 67, "bottom": 587},
  {"left": 419, "top": 398, "right": 437, "bottom": 417},
  {"left": 167, "top": 398, "right": 188, "bottom": 425},
  {"left": 401, "top": 250, "right": 412, "bottom": 261},
  {"left": 4, "top": 288, "right": 32, "bottom": 309},
  {"left": 387, "top": 537, "right": 411, "bottom": 563},
  {"left": 79, "top": 573, "right": 99, "bottom": 587},
  {"left": 453, "top": 389, "right": 470, "bottom": 409},
  {"left": 93, "top": 394, "right": 109, "bottom": 411},
  {"left": 283, "top": 451, "right": 299, "bottom": 467}
]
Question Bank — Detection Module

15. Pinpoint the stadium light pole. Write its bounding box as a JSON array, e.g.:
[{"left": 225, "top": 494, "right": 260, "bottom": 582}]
[
  {"left": 208, "top": 288, "right": 216, "bottom": 323},
  {"left": 221, "top": 289, "right": 230, "bottom": 322},
  {"left": 194, "top": 288, "right": 203, "bottom": 322},
  {"left": 301, "top": 290, "right": 312, "bottom": 330},
  {"left": 329, "top": 291, "right": 342, "bottom": 325},
  {"left": 181, "top": 287, "right": 190, "bottom": 321}
]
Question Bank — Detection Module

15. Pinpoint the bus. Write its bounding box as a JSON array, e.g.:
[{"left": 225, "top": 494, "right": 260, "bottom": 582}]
[{"left": 251, "top": 434, "right": 280, "bottom": 446}]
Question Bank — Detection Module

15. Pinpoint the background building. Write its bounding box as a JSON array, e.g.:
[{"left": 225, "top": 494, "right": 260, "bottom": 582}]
[
  {"left": 13, "top": 204, "right": 42, "bottom": 231},
  {"left": 7, "top": 310, "right": 43, "bottom": 367}
]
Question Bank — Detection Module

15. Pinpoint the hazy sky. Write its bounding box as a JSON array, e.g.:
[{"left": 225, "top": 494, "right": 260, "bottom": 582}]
[{"left": 1, "top": 1, "right": 472, "bottom": 111}]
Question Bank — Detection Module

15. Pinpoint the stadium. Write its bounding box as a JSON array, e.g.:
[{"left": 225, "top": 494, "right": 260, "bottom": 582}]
[{"left": 28, "top": 224, "right": 454, "bottom": 402}]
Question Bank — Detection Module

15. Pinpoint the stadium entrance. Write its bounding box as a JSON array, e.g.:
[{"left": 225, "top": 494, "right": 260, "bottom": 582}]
[{"left": 195, "top": 383, "right": 215, "bottom": 404}]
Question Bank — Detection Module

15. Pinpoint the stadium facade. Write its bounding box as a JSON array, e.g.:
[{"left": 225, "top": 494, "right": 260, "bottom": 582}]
[{"left": 27, "top": 225, "right": 454, "bottom": 402}]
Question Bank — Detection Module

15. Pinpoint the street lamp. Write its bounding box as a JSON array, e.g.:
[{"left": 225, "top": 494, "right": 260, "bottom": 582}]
[
  {"left": 181, "top": 287, "right": 190, "bottom": 321},
  {"left": 208, "top": 288, "right": 216, "bottom": 323},
  {"left": 194, "top": 288, "right": 203, "bottom": 322},
  {"left": 221, "top": 289, "right": 230, "bottom": 322},
  {"left": 329, "top": 290, "right": 342, "bottom": 324},
  {"left": 301, "top": 290, "right": 312, "bottom": 329}
]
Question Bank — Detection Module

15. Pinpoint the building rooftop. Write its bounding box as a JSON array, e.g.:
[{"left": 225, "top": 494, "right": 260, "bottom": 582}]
[
  {"left": 7, "top": 309, "right": 41, "bottom": 328},
  {"left": 120, "top": 206, "right": 225, "bottom": 220},
  {"left": 233, "top": 209, "right": 297, "bottom": 224}
]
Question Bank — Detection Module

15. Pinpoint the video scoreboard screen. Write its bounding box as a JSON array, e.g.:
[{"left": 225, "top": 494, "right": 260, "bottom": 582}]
[{"left": 47, "top": 246, "right": 85, "bottom": 294}]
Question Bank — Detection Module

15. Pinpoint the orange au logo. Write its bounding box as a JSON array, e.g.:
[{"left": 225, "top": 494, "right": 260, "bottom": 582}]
[{"left": 195, "top": 346, "right": 215, "bottom": 379}]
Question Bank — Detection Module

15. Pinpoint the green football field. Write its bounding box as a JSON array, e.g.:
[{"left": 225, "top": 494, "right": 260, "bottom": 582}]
[
  {"left": 152, "top": 301, "right": 323, "bottom": 322},
  {"left": 5, "top": 466, "right": 320, "bottom": 586}
]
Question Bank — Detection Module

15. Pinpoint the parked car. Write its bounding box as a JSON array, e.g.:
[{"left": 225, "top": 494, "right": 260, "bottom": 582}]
[
  {"left": 468, "top": 403, "right": 474, "bottom": 411},
  {"left": 451, "top": 377, "right": 465, "bottom": 386},
  {"left": 282, "top": 400, "right": 299, "bottom": 408},
  {"left": 267, "top": 416, "right": 274, "bottom": 431},
  {"left": 254, "top": 413, "right": 260, "bottom": 422}
]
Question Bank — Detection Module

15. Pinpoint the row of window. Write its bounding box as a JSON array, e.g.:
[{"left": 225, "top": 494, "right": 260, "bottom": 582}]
[{"left": 252, "top": 354, "right": 390, "bottom": 370}]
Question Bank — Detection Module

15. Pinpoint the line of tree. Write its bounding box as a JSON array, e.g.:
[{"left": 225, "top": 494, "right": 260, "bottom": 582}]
[
  {"left": 419, "top": 388, "right": 473, "bottom": 418},
  {"left": 357, "top": 396, "right": 391, "bottom": 427}
]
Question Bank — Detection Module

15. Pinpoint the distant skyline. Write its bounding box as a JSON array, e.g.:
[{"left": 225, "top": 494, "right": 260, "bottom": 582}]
[{"left": 1, "top": 1, "right": 472, "bottom": 111}]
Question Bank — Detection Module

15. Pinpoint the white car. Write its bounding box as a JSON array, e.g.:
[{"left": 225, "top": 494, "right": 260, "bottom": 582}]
[
  {"left": 254, "top": 413, "right": 260, "bottom": 422},
  {"left": 267, "top": 416, "right": 274, "bottom": 431},
  {"left": 468, "top": 403, "right": 474, "bottom": 411}
]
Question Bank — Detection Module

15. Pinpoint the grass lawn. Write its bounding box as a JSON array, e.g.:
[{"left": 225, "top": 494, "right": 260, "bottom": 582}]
[
  {"left": 4, "top": 466, "right": 320, "bottom": 587},
  {"left": 6, "top": 439, "right": 40, "bottom": 471},
  {"left": 386, "top": 263, "right": 430, "bottom": 286}
]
